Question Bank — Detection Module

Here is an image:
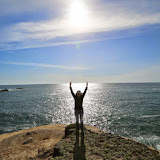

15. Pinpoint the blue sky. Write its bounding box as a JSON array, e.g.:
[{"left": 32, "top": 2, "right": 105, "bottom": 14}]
[{"left": 0, "top": 0, "right": 160, "bottom": 84}]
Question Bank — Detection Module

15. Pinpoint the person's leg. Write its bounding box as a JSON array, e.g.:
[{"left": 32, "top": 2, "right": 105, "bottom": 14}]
[
  {"left": 75, "top": 110, "right": 79, "bottom": 130},
  {"left": 80, "top": 110, "right": 84, "bottom": 130}
]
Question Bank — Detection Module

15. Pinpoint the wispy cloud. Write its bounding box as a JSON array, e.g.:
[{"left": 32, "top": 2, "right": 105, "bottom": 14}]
[
  {"left": 96, "top": 65, "right": 160, "bottom": 83},
  {"left": 0, "top": 61, "right": 88, "bottom": 70},
  {"left": 0, "top": 38, "right": 109, "bottom": 51},
  {"left": 0, "top": 0, "right": 160, "bottom": 50}
]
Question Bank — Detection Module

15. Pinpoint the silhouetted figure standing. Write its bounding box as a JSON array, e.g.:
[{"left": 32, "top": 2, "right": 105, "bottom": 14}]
[{"left": 70, "top": 82, "right": 88, "bottom": 130}]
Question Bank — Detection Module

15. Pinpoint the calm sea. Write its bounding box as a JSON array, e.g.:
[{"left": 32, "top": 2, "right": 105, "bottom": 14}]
[{"left": 0, "top": 83, "right": 160, "bottom": 149}]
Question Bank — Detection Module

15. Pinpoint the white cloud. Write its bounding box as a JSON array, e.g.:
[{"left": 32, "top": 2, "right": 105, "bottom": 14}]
[
  {"left": 3, "top": 12, "right": 160, "bottom": 42},
  {"left": 0, "top": 61, "right": 88, "bottom": 70},
  {"left": 0, "top": 0, "right": 160, "bottom": 50}
]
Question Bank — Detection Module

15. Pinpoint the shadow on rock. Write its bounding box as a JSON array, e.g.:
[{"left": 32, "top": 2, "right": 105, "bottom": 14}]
[{"left": 73, "top": 124, "right": 86, "bottom": 160}]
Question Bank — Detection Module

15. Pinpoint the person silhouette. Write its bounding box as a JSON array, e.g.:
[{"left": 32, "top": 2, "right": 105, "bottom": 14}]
[{"left": 70, "top": 82, "right": 88, "bottom": 130}]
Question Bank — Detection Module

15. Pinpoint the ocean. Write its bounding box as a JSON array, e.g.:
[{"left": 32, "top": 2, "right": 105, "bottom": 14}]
[{"left": 0, "top": 83, "right": 160, "bottom": 150}]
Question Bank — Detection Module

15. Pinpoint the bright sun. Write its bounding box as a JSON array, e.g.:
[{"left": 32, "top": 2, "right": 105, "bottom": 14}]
[{"left": 67, "top": 0, "right": 89, "bottom": 31}]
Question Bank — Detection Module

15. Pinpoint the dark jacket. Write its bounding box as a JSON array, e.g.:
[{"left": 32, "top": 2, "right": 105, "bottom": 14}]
[{"left": 70, "top": 86, "right": 87, "bottom": 110}]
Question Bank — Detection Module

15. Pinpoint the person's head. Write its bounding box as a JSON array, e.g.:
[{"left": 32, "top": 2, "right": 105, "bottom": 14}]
[{"left": 76, "top": 90, "right": 82, "bottom": 97}]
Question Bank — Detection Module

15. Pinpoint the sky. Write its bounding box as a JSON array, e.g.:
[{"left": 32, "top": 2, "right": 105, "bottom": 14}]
[{"left": 0, "top": 0, "right": 160, "bottom": 84}]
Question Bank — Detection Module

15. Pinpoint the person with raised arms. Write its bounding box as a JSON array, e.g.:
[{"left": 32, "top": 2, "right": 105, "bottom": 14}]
[{"left": 70, "top": 82, "right": 88, "bottom": 130}]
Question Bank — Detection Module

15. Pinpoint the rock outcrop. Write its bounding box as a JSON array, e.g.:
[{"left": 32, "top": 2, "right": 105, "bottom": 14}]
[
  {"left": 0, "top": 124, "right": 160, "bottom": 160},
  {"left": 0, "top": 124, "right": 67, "bottom": 160},
  {"left": 0, "top": 89, "right": 9, "bottom": 92}
]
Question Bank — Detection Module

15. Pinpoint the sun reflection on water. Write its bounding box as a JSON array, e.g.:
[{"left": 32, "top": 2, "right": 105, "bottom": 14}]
[{"left": 57, "top": 83, "right": 112, "bottom": 131}]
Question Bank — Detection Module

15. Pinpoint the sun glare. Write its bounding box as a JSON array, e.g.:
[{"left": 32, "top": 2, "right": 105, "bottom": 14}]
[{"left": 67, "top": 0, "right": 89, "bottom": 31}]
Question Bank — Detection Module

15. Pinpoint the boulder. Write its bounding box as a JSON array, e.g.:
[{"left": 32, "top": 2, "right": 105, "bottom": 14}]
[{"left": 0, "top": 89, "right": 9, "bottom": 92}]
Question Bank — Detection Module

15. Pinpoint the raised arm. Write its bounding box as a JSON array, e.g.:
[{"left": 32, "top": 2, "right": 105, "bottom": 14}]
[
  {"left": 70, "top": 82, "right": 75, "bottom": 98},
  {"left": 82, "top": 82, "right": 88, "bottom": 98}
]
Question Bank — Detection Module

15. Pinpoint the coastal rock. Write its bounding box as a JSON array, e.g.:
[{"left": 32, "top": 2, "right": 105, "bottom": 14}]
[
  {"left": 0, "top": 89, "right": 9, "bottom": 92},
  {"left": 23, "top": 137, "right": 33, "bottom": 144},
  {"left": 0, "top": 124, "right": 67, "bottom": 160},
  {"left": 50, "top": 124, "right": 160, "bottom": 160},
  {"left": 0, "top": 124, "right": 160, "bottom": 160}
]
